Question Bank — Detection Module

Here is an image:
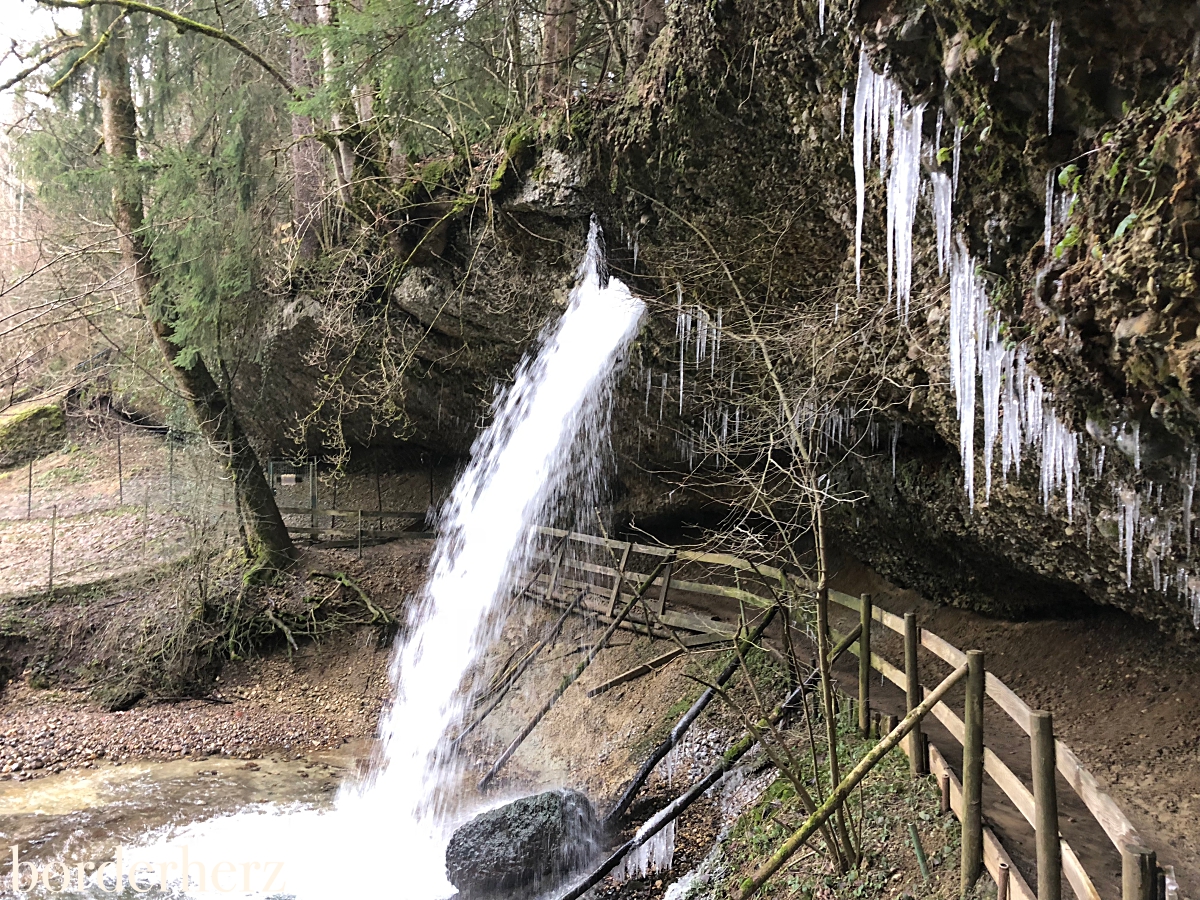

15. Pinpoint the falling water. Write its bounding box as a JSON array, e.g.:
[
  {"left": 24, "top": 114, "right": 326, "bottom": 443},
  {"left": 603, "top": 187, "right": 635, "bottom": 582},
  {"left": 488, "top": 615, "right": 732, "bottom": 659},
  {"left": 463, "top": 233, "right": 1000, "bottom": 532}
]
[{"left": 126, "top": 218, "right": 645, "bottom": 898}]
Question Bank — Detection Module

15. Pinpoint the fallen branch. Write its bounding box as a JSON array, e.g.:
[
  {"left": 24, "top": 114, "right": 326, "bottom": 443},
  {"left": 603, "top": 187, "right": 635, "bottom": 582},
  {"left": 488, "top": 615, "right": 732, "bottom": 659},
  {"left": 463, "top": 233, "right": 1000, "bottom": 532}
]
[
  {"left": 553, "top": 622, "right": 866, "bottom": 900},
  {"left": 602, "top": 605, "right": 778, "bottom": 831},
  {"left": 733, "top": 660, "right": 970, "bottom": 900},
  {"left": 586, "top": 634, "right": 728, "bottom": 699},
  {"left": 477, "top": 554, "right": 674, "bottom": 791},
  {"left": 453, "top": 589, "right": 586, "bottom": 747}
]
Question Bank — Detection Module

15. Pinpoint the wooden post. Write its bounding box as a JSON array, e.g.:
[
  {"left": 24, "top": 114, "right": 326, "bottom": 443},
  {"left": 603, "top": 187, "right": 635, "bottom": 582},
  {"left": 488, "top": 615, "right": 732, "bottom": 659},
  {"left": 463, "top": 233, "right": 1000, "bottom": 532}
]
[
  {"left": 904, "top": 612, "right": 925, "bottom": 776},
  {"left": 1123, "top": 847, "right": 1156, "bottom": 900},
  {"left": 375, "top": 467, "right": 383, "bottom": 530},
  {"left": 26, "top": 459, "right": 32, "bottom": 519},
  {"left": 939, "top": 773, "right": 950, "bottom": 815},
  {"left": 885, "top": 713, "right": 898, "bottom": 735},
  {"left": 653, "top": 559, "right": 673, "bottom": 615},
  {"left": 1032, "top": 710, "right": 1062, "bottom": 900},
  {"left": 859, "top": 593, "right": 872, "bottom": 737},
  {"left": 998, "top": 863, "right": 1011, "bottom": 900},
  {"left": 310, "top": 460, "right": 317, "bottom": 533},
  {"left": 961, "top": 649, "right": 985, "bottom": 896},
  {"left": 48, "top": 504, "right": 56, "bottom": 591},
  {"left": 116, "top": 424, "right": 123, "bottom": 505},
  {"left": 141, "top": 486, "right": 150, "bottom": 562},
  {"left": 605, "top": 542, "right": 631, "bottom": 616}
]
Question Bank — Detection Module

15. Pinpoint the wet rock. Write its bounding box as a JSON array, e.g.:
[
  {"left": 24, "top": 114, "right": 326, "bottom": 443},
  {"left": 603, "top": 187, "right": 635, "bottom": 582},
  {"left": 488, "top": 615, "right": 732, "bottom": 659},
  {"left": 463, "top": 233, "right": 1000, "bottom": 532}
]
[{"left": 445, "top": 789, "right": 599, "bottom": 897}]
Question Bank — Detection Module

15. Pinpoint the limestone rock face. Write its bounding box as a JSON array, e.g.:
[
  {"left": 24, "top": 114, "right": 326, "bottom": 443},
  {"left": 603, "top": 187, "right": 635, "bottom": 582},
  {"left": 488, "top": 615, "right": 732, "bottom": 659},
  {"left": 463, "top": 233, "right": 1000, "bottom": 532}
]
[{"left": 444, "top": 789, "right": 599, "bottom": 897}]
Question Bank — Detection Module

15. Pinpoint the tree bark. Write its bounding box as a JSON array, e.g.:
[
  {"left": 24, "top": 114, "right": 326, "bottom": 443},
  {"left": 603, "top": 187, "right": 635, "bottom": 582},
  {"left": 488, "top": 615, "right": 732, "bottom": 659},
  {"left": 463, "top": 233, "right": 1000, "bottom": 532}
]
[
  {"left": 289, "top": 0, "right": 324, "bottom": 259},
  {"left": 98, "top": 25, "right": 296, "bottom": 569},
  {"left": 537, "top": 0, "right": 576, "bottom": 102},
  {"left": 626, "top": 0, "right": 663, "bottom": 76}
]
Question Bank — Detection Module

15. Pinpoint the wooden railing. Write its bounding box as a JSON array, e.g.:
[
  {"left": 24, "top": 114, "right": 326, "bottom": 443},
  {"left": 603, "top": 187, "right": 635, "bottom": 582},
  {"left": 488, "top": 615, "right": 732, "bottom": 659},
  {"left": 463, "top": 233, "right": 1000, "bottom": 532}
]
[
  {"left": 531, "top": 528, "right": 1159, "bottom": 900},
  {"left": 275, "top": 506, "right": 433, "bottom": 543}
]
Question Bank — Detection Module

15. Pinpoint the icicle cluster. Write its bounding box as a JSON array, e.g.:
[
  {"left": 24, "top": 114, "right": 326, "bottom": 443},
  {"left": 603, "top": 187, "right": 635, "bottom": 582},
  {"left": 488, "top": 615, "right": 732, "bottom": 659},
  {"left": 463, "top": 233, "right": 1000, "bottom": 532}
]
[
  {"left": 852, "top": 51, "right": 924, "bottom": 318},
  {"left": 614, "top": 820, "right": 676, "bottom": 882},
  {"left": 851, "top": 51, "right": 1200, "bottom": 627}
]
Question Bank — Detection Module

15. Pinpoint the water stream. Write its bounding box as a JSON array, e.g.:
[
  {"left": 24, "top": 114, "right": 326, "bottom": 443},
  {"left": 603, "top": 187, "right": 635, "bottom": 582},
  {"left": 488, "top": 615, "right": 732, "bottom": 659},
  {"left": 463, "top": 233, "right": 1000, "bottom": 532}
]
[{"left": 4, "top": 218, "right": 644, "bottom": 898}]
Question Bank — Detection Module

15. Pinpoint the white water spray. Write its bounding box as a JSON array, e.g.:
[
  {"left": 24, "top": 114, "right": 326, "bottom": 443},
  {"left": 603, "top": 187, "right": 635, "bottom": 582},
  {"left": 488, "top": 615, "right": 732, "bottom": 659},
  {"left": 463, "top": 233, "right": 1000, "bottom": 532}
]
[{"left": 128, "top": 218, "right": 645, "bottom": 898}]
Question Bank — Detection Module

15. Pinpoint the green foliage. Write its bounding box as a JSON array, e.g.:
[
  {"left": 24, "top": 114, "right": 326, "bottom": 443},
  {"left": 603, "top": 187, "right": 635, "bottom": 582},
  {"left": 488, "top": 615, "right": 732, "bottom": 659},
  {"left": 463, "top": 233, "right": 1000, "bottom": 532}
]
[
  {"left": 1113, "top": 212, "right": 1138, "bottom": 241},
  {"left": 301, "top": 0, "right": 517, "bottom": 161}
]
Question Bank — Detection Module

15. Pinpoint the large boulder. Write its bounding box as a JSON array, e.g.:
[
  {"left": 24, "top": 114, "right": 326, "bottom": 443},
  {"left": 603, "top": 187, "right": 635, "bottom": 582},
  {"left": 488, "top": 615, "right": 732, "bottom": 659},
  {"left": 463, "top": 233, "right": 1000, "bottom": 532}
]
[
  {"left": 0, "top": 401, "right": 65, "bottom": 469},
  {"left": 445, "top": 789, "right": 599, "bottom": 897}
]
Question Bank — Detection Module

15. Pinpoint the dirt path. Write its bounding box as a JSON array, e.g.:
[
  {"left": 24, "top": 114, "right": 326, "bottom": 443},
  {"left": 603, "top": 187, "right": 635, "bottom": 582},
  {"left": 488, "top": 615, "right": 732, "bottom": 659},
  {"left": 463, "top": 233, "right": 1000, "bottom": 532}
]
[{"left": 828, "top": 554, "right": 1200, "bottom": 899}]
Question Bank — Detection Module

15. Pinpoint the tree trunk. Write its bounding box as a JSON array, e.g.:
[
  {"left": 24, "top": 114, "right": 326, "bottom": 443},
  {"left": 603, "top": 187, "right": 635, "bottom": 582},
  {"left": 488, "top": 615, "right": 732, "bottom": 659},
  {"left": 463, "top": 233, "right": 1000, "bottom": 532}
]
[
  {"left": 290, "top": 0, "right": 324, "bottom": 259},
  {"left": 98, "top": 25, "right": 296, "bottom": 570},
  {"left": 538, "top": 0, "right": 576, "bottom": 102},
  {"left": 626, "top": 0, "right": 664, "bottom": 76}
]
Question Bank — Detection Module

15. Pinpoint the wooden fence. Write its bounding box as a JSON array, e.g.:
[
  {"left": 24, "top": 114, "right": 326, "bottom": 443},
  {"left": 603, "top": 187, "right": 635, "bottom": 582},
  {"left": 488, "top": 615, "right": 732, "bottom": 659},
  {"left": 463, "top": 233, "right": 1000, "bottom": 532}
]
[
  {"left": 529, "top": 528, "right": 1160, "bottom": 900},
  {"left": 275, "top": 506, "right": 434, "bottom": 545}
]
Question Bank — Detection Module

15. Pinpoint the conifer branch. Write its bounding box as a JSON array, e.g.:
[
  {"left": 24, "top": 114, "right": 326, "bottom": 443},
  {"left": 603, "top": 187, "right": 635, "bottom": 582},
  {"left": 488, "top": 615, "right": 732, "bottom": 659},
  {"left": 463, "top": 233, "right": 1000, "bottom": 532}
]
[{"left": 35, "top": 0, "right": 300, "bottom": 98}]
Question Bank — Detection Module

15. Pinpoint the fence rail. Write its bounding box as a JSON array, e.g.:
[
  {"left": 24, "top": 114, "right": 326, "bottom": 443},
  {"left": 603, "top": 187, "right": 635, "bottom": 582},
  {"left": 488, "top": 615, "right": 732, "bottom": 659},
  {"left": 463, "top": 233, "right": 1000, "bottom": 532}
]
[{"left": 531, "top": 528, "right": 1155, "bottom": 900}]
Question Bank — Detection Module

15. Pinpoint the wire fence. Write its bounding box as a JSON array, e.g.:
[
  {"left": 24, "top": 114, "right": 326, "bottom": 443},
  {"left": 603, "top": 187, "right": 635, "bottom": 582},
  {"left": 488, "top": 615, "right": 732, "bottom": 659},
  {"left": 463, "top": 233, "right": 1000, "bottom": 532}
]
[{"left": 0, "top": 417, "right": 450, "bottom": 597}]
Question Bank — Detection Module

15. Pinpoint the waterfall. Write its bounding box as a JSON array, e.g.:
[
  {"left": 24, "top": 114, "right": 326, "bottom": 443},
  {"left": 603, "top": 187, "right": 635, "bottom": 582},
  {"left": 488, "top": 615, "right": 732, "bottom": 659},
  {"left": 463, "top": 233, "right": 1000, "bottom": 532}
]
[
  {"left": 343, "top": 214, "right": 645, "bottom": 889},
  {"left": 130, "top": 218, "right": 645, "bottom": 899}
]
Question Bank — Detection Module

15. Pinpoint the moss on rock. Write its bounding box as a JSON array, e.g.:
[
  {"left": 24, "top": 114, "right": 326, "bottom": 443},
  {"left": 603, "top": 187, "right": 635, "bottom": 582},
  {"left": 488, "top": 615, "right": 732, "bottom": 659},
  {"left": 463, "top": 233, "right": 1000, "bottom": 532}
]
[{"left": 0, "top": 400, "right": 65, "bottom": 469}]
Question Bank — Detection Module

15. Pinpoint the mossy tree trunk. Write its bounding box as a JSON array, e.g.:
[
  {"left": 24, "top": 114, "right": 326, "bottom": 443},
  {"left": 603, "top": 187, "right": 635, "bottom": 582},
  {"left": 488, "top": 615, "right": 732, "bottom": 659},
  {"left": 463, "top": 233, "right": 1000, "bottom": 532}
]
[{"left": 98, "top": 24, "right": 296, "bottom": 570}]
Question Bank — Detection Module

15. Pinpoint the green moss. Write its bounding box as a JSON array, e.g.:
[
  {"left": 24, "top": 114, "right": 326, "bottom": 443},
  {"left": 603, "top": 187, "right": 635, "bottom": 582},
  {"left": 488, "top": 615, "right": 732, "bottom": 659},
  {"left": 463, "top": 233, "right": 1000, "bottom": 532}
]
[{"left": 0, "top": 400, "right": 65, "bottom": 469}]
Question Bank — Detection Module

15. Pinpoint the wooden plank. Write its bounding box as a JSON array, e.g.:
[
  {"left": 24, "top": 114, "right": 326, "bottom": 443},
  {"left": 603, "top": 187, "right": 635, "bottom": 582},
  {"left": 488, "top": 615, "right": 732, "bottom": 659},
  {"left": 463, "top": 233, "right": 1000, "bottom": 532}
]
[
  {"left": 828, "top": 590, "right": 903, "bottom": 635},
  {"left": 533, "top": 552, "right": 775, "bottom": 608},
  {"left": 984, "top": 747, "right": 1036, "bottom": 826},
  {"left": 987, "top": 673, "right": 1034, "bottom": 736},
  {"left": 1055, "top": 740, "right": 1143, "bottom": 854},
  {"left": 922, "top": 630, "right": 968, "bottom": 668},
  {"left": 546, "top": 575, "right": 736, "bottom": 637},
  {"left": 586, "top": 647, "right": 685, "bottom": 697},
  {"left": 929, "top": 700, "right": 966, "bottom": 744},
  {"left": 929, "top": 745, "right": 1036, "bottom": 900},
  {"left": 985, "top": 827, "right": 1038, "bottom": 900},
  {"left": 1062, "top": 840, "right": 1103, "bottom": 900},
  {"left": 279, "top": 506, "right": 424, "bottom": 518}
]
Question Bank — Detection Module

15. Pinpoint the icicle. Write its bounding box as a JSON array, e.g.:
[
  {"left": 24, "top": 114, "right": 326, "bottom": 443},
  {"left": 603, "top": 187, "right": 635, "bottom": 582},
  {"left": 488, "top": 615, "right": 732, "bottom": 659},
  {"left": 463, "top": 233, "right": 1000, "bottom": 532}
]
[
  {"left": 888, "top": 103, "right": 925, "bottom": 318},
  {"left": 952, "top": 123, "right": 963, "bottom": 195},
  {"left": 979, "top": 317, "right": 1006, "bottom": 501},
  {"left": 949, "top": 236, "right": 983, "bottom": 507},
  {"left": 840, "top": 87, "right": 848, "bottom": 139},
  {"left": 1000, "top": 349, "right": 1022, "bottom": 481},
  {"left": 1186, "top": 452, "right": 1196, "bottom": 557},
  {"left": 614, "top": 820, "right": 676, "bottom": 882},
  {"left": 659, "top": 373, "right": 667, "bottom": 423},
  {"left": 818, "top": 0, "right": 825, "bottom": 33},
  {"left": 1047, "top": 19, "right": 1060, "bottom": 136},
  {"left": 1119, "top": 486, "right": 1140, "bottom": 588},
  {"left": 931, "top": 172, "right": 953, "bottom": 275},
  {"left": 645, "top": 369, "right": 652, "bottom": 414},
  {"left": 853, "top": 50, "right": 872, "bottom": 294},
  {"left": 1044, "top": 171, "right": 1055, "bottom": 256}
]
